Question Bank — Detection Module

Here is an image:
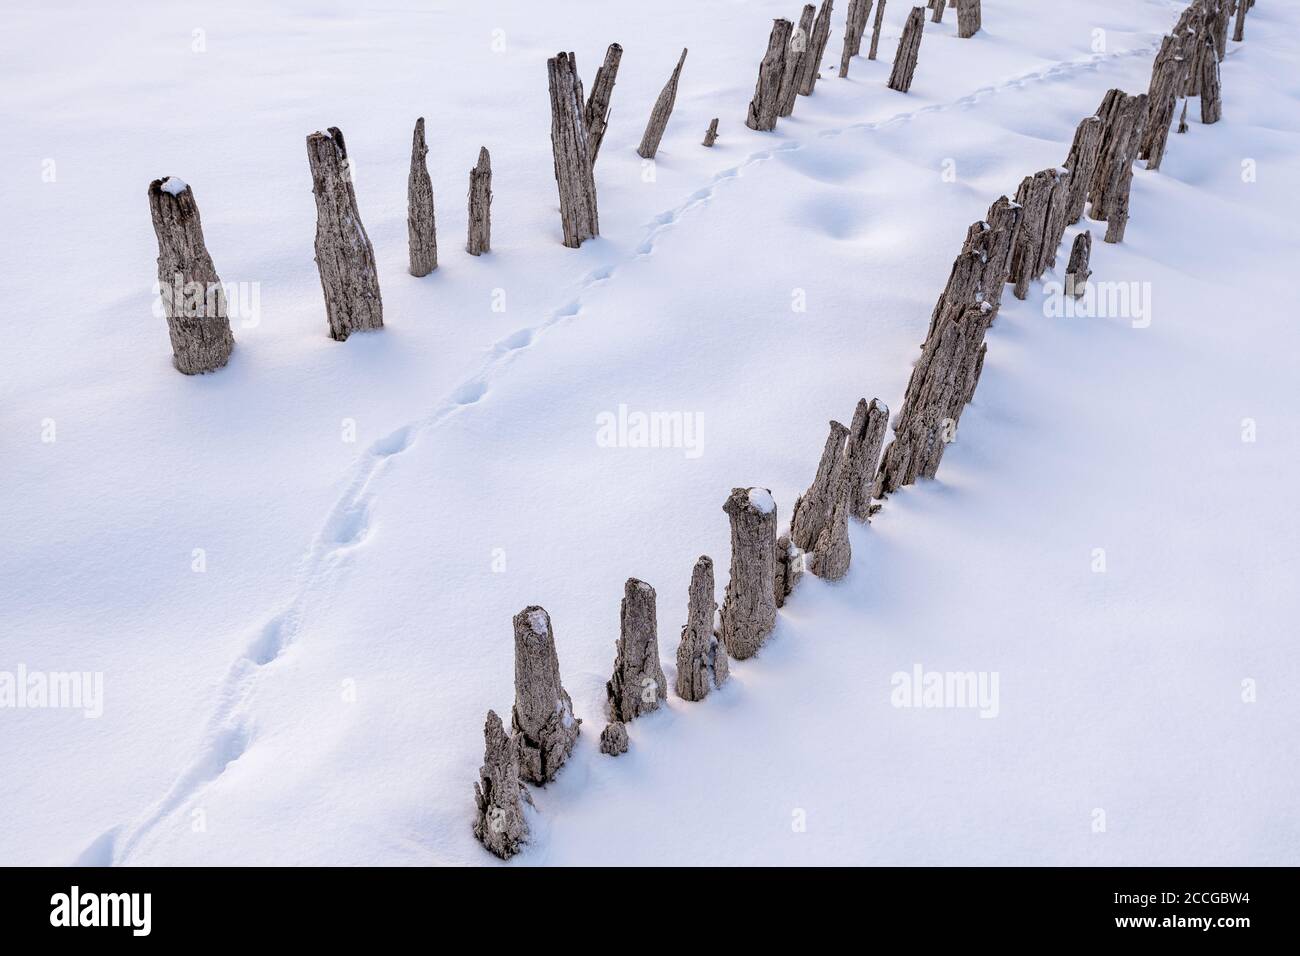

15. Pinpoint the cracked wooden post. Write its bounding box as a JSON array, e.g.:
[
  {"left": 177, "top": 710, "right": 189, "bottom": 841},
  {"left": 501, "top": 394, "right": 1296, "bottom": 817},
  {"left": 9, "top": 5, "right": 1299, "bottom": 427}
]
[
  {"left": 584, "top": 43, "right": 622, "bottom": 164},
  {"left": 839, "top": 0, "right": 872, "bottom": 78},
  {"left": 636, "top": 48, "right": 687, "bottom": 159},
  {"left": 1009, "top": 167, "right": 1069, "bottom": 300},
  {"left": 779, "top": 6, "right": 816, "bottom": 117},
  {"left": 1139, "top": 36, "right": 1183, "bottom": 171},
  {"left": 547, "top": 53, "right": 599, "bottom": 249},
  {"left": 957, "top": 0, "right": 982, "bottom": 38},
  {"left": 1199, "top": 32, "right": 1222, "bottom": 125},
  {"left": 306, "top": 128, "right": 384, "bottom": 341},
  {"left": 1233, "top": 0, "right": 1248, "bottom": 42},
  {"left": 798, "top": 0, "right": 835, "bottom": 96},
  {"left": 511, "top": 606, "right": 580, "bottom": 784},
  {"left": 147, "top": 177, "right": 235, "bottom": 374},
  {"left": 472, "top": 710, "right": 530, "bottom": 860},
  {"left": 1063, "top": 115, "right": 1103, "bottom": 225},
  {"left": 868, "top": 0, "right": 888, "bottom": 60},
  {"left": 720, "top": 487, "right": 778, "bottom": 661},
  {"left": 599, "top": 721, "right": 629, "bottom": 756},
  {"left": 606, "top": 578, "right": 667, "bottom": 722},
  {"left": 702, "top": 117, "right": 720, "bottom": 147},
  {"left": 407, "top": 118, "right": 438, "bottom": 277},
  {"left": 811, "top": 488, "right": 852, "bottom": 581},
  {"left": 844, "top": 398, "right": 890, "bottom": 520},
  {"left": 1092, "top": 93, "right": 1148, "bottom": 244},
  {"left": 1065, "top": 230, "right": 1092, "bottom": 298},
  {"left": 466, "top": 147, "right": 492, "bottom": 256},
  {"left": 930, "top": 0, "right": 946, "bottom": 24},
  {"left": 774, "top": 534, "right": 804, "bottom": 609},
  {"left": 888, "top": 6, "right": 925, "bottom": 93},
  {"left": 1177, "top": 99, "right": 1189, "bottom": 135},
  {"left": 746, "top": 19, "right": 793, "bottom": 132},
  {"left": 790, "top": 420, "right": 849, "bottom": 551},
  {"left": 676, "top": 556, "right": 726, "bottom": 702}
]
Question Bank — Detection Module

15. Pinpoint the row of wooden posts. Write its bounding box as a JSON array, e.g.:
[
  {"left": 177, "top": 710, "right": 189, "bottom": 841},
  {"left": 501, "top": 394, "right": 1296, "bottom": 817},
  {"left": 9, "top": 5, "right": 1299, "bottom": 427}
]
[
  {"left": 472, "top": 0, "right": 1253, "bottom": 859},
  {"left": 148, "top": 1, "right": 982, "bottom": 373}
]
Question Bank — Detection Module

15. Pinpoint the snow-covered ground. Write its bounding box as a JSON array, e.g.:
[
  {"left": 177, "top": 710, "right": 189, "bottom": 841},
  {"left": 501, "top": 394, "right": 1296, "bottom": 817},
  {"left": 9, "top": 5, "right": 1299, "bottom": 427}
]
[{"left": 2, "top": 0, "right": 1296, "bottom": 866}]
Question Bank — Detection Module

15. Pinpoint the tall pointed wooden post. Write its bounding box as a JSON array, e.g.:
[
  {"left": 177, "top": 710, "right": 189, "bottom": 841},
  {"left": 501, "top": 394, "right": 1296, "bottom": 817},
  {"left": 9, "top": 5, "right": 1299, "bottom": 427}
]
[
  {"left": 547, "top": 52, "right": 599, "bottom": 248},
  {"left": 637, "top": 48, "right": 687, "bottom": 159},
  {"left": 407, "top": 118, "right": 438, "bottom": 277}
]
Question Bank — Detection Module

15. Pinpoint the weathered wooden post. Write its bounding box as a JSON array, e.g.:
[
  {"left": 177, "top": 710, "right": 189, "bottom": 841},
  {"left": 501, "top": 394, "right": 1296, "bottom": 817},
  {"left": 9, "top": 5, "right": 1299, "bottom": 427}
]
[
  {"left": 1008, "top": 167, "right": 1071, "bottom": 299},
  {"left": 306, "top": 128, "right": 384, "bottom": 341},
  {"left": 930, "top": 0, "right": 947, "bottom": 24},
  {"left": 606, "top": 578, "right": 668, "bottom": 722},
  {"left": 466, "top": 147, "right": 493, "bottom": 256},
  {"left": 888, "top": 7, "right": 925, "bottom": 93},
  {"left": 511, "top": 606, "right": 580, "bottom": 784},
  {"left": 584, "top": 43, "right": 623, "bottom": 164},
  {"left": 1063, "top": 115, "right": 1103, "bottom": 225},
  {"left": 147, "top": 177, "right": 236, "bottom": 374},
  {"left": 1177, "top": 99, "right": 1190, "bottom": 135},
  {"left": 472, "top": 710, "right": 530, "bottom": 860},
  {"left": 1089, "top": 92, "right": 1148, "bottom": 244},
  {"left": 547, "top": 52, "right": 599, "bottom": 249},
  {"left": 957, "top": 0, "right": 982, "bottom": 38},
  {"left": 720, "top": 487, "right": 778, "bottom": 660},
  {"left": 868, "top": 0, "right": 888, "bottom": 60},
  {"left": 1199, "top": 32, "right": 1222, "bottom": 124},
  {"left": 844, "top": 398, "right": 890, "bottom": 520},
  {"left": 637, "top": 48, "right": 687, "bottom": 159},
  {"left": 779, "top": 6, "right": 816, "bottom": 117},
  {"left": 702, "top": 118, "right": 720, "bottom": 147},
  {"left": 811, "top": 489, "right": 852, "bottom": 581},
  {"left": 774, "top": 534, "right": 804, "bottom": 609},
  {"left": 675, "top": 556, "right": 727, "bottom": 702},
  {"left": 1139, "top": 36, "right": 1183, "bottom": 171},
  {"left": 790, "top": 420, "right": 849, "bottom": 551},
  {"left": 746, "top": 19, "right": 793, "bottom": 132},
  {"left": 407, "top": 118, "right": 438, "bottom": 277},
  {"left": 599, "top": 721, "right": 629, "bottom": 756},
  {"left": 798, "top": 0, "right": 835, "bottom": 96},
  {"left": 1065, "top": 230, "right": 1092, "bottom": 298},
  {"left": 839, "top": 0, "right": 872, "bottom": 78},
  {"left": 1233, "top": 0, "right": 1248, "bottom": 42}
]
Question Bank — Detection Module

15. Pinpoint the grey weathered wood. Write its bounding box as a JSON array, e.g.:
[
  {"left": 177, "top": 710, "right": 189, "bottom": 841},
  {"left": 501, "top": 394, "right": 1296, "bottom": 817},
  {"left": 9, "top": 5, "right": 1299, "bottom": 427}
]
[
  {"left": 774, "top": 533, "right": 804, "bottom": 609},
  {"left": 147, "top": 177, "right": 235, "bottom": 374},
  {"left": 790, "top": 420, "right": 849, "bottom": 551},
  {"left": 779, "top": 6, "right": 817, "bottom": 117},
  {"left": 1199, "top": 32, "right": 1222, "bottom": 124},
  {"left": 636, "top": 48, "right": 687, "bottom": 159},
  {"left": 511, "top": 605, "right": 580, "bottom": 785},
  {"left": 1212, "top": 0, "right": 1231, "bottom": 61},
  {"left": 839, "top": 0, "right": 872, "bottom": 77},
  {"left": 599, "top": 721, "right": 629, "bottom": 756},
  {"left": 702, "top": 117, "right": 720, "bottom": 147},
  {"left": 547, "top": 53, "right": 599, "bottom": 249},
  {"left": 844, "top": 398, "right": 890, "bottom": 520},
  {"left": 930, "top": 0, "right": 946, "bottom": 24},
  {"left": 957, "top": 0, "right": 982, "bottom": 38},
  {"left": 746, "top": 19, "right": 793, "bottom": 132},
  {"left": 472, "top": 710, "right": 531, "bottom": 859},
  {"left": 1233, "top": 0, "right": 1248, "bottom": 42},
  {"left": 1009, "top": 167, "right": 1069, "bottom": 300},
  {"left": 1139, "top": 35, "right": 1184, "bottom": 171},
  {"left": 306, "top": 128, "right": 384, "bottom": 341},
  {"left": 1177, "top": 98, "right": 1190, "bottom": 134},
  {"left": 584, "top": 43, "right": 623, "bottom": 164},
  {"left": 676, "top": 555, "right": 724, "bottom": 702},
  {"left": 407, "top": 117, "right": 438, "bottom": 277},
  {"left": 1063, "top": 114, "right": 1104, "bottom": 225},
  {"left": 868, "top": 0, "right": 888, "bottom": 59},
  {"left": 888, "top": 6, "right": 925, "bottom": 93},
  {"left": 466, "top": 146, "right": 493, "bottom": 256},
  {"left": 1093, "top": 93, "right": 1148, "bottom": 244},
  {"left": 720, "top": 487, "right": 778, "bottom": 661},
  {"left": 798, "top": 0, "right": 836, "bottom": 96},
  {"left": 606, "top": 578, "right": 667, "bottom": 722},
  {"left": 1065, "top": 230, "right": 1092, "bottom": 298},
  {"left": 811, "top": 488, "right": 852, "bottom": 581}
]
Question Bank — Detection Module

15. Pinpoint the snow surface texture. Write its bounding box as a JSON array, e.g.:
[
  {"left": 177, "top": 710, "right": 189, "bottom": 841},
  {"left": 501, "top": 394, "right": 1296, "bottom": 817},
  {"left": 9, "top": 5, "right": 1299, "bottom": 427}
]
[{"left": 1, "top": 0, "right": 1297, "bottom": 866}]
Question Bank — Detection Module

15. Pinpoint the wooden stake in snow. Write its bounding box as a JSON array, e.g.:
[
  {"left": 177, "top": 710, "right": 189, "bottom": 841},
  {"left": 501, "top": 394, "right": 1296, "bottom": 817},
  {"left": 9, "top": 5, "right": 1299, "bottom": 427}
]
[
  {"left": 1092, "top": 93, "right": 1148, "bottom": 244},
  {"left": 305, "top": 128, "right": 384, "bottom": 341},
  {"left": 868, "top": 0, "right": 888, "bottom": 60},
  {"left": 930, "top": 0, "right": 946, "bottom": 24},
  {"left": 1233, "top": 0, "right": 1248, "bottom": 42},
  {"left": 774, "top": 533, "right": 804, "bottom": 609},
  {"left": 1139, "top": 35, "right": 1184, "bottom": 171},
  {"left": 1199, "top": 32, "right": 1223, "bottom": 125},
  {"left": 1008, "top": 167, "right": 1071, "bottom": 299},
  {"left": 720, "top": 487, "right": 779, "bottom": 661},
  {"left": 1177, "top": 99, "right": 1189, "bottom": 134},
  {"left": 790, "top": 420, "right": 849, "bottom": 551},
  {"left": 147, "top": 177, "right": 235, "bottom": 374},
  {"left": 407, "top": 117, "right": 438, "bottom": 277},
  {"left": 1062, "top": 115, "right": 1104, "bottom": 225},
  {"left": 839, "top": 0, "right": 873, "bottom": 78},
  {"left": 547, "top": 53, "right": 599, "bottom": 249},
  {"left": 675, "top": 555, "right": 725, "bottom": 702},
  {"left": 799, "top": 0, "right": 836, "bottom": 96},
  {"left": 584, "top": 43, "right": 623, "bottom": 164},
  {"left": 606, "top": 578, "right": 668, "bottom": 722},
  {"left": 636, "top": 48, "right": 687, "bottom": 159},
  {"left": 956, "top": 0, "right": 982, "bottom": 38},
  {"left": 888, "top": 7, "right": 925, "bottom": 93},
  {"left": 472, "top": 710, "right": 530, "bottom": 860},
  {"left": 599, "top": 721, "right": 629, "bottom": 756},
  {"left": 511, "top": 605, "right": 580, "bottom": 785},
  {"left": 746, "top": 19, "right": 794, "bottom": 132},
  {"left": 466, "top": 147, "right": 492, "bottom": 256},
  {"left": 779, "top": 6, "right": 817, "bottom": 117},
  {"left": 1065, "top": 230, "right": 1092, "bottom": 298},
  {"left": 844, "top": 397, "right": 890, "bottom": 520},
  {"left": 811, "top": 488, "right": 852, "bottom": 581},
  {"left": 702, "top": 117, "right": 720, "bottom": 147}
]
